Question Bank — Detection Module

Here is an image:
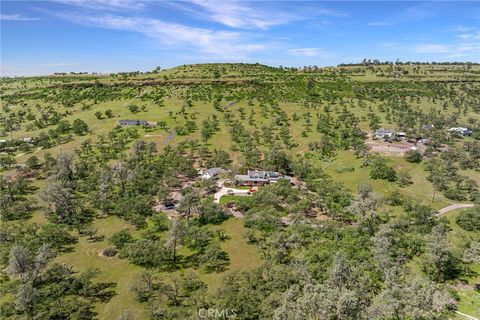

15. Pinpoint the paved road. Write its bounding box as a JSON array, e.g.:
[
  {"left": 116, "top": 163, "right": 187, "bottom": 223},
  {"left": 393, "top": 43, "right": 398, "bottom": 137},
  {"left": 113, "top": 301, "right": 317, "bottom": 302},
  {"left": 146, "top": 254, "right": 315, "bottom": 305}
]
[{"left": 438, "top": 204, "right": 474, "bottom": 216}]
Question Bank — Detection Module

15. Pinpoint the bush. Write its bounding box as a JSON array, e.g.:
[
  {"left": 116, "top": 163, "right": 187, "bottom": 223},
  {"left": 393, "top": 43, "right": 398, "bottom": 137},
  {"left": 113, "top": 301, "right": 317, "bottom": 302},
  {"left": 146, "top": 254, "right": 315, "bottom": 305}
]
[
  {"left": 386, "top": 191, "right": 404, "bottom": 206},
  {"left": 103, "top": 247, "right": 118, "bottom": 257},
  {"left": 199, "top": 242, "right": 229, "bottom": 272},
  {"left": 443, "top": 187, "right": 466, "bottom": 201},
  {"left": 110, "top": 229, "right": 134, "bottom": 249},
  {"left": 404, "top": 149, "right": 423, "bottom": 163},
  {"left": 198, "top": 198, "right": 229, "bottom": 225},
  {"left": 397, "top": 172, "right": 413, "bottom": 187},
  {"left": 150, "top": 213, "right": 169, "bottom": 232},
  {"left": 122, "top": 239, "right": 166, "bottom": 268},
  {"left": 456, "top": 209, "right": 480, "bottom": 231},
  {"left": 369, "top": 157, "right": 397, "bottom": 181},
  {"left": 72, "top": 119, "right": 89, "bottom": 135},
  {"left": 128, "top": 104, "right": 139, "bottom": 113}
]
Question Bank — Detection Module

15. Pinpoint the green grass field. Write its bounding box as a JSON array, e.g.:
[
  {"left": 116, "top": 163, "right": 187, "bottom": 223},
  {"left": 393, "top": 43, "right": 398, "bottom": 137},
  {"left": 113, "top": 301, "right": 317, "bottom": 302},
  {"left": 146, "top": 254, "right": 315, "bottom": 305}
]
[
  {"left": 52, "top": 216, "right": 260, "bottom": 319},
  {"left": 323, "top": 150, "right": 452, "bottom": 209}
]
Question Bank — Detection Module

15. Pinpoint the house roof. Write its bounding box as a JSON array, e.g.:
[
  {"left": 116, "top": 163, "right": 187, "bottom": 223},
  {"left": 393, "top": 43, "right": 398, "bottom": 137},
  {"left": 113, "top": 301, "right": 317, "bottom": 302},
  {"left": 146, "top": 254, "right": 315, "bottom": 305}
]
[
  {"left": 375, "top": 128, "right": 395, "bottom": 135},
  {"left": 235, "top": 170, "right": 290, "bottom": 182},
  {"left": 422, "top": 124, "right": 435, "bottom": 129},
  {"left": 118, "top": 119, "right": 148, "bottom": 125},
  {"left": 235, "top": 174, "right": 268, "bottom": 182},
  {"left": 205, "top": 167, "right": 225, "bottom": 176},
  {"left": 449, "top": 127, "right": 470, "bottom": 132}
]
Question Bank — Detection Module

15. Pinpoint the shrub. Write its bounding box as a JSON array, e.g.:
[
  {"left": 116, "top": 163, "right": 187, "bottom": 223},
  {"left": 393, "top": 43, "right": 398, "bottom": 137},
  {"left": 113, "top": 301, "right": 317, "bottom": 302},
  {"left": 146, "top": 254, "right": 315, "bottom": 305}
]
[
  {"left": 128, "top": 104, "right": 139, "bottom": 113},
  {"left": 198, "top": 198, "right": 229, "bottom": 225},
  {"left": 369, "top": 157, "right": 397, "bottom": 181},
  {"left": 103, "top": 247, "right": 118, "bottom": 257},
  {"left": 110, "top": 229, "right": 134, "bottom": 249},
  {"left": 397, "top": 172, "right": 413, "bottom": 187},
  {"left": 122, "top": 239, "right": 166, "bottom": 268},
  {"left": 404, "top": 149, "right": 423, "bottom": 163},
  {"left": 386, "top": 191, "right": 404, "bottom": 206},
  {"left": 72, "top": 119, "right": 89, "bottom": 135},
  {"left": 456, "top": 209, "right": 480, "bottom": 231}
]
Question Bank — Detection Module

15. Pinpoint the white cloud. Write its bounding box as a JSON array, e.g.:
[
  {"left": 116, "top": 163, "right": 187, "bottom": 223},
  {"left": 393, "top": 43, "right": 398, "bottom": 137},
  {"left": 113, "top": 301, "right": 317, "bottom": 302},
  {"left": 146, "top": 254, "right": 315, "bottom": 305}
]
[
  {"left": 414, "top": 43, "right": 479, "bottom": 58},
  {"left": 457, "top": 31, "right": 480, "bottom": 41},
  {"left": 57, "top": 13, "right": 266, "bottom": 57},
  {"left": 367, "top": 21, "right": 397, "bottom": 27},
  {"left": 0, "top": 14, "right": 40, "bottom": 21},
  {"left": 410, "top": 26, "right": 480, "bottom": 59},
  {"left": 176, "top": 0, "right": 344, "bottom": 30},
  {"left": 186, "top": 0, "right": 300, "bottom": 30},
  {"left": 288, "top": 48, "right": 330, "bottom": 57},
  {"left": 453, "top": 25, "right": 474, "bottom": 32},
  {"left": 40, "top": 63, "right": 79, "bottom": 67},
  {"left": 54, "top": 0, "right": 145, "bottom": 11}
]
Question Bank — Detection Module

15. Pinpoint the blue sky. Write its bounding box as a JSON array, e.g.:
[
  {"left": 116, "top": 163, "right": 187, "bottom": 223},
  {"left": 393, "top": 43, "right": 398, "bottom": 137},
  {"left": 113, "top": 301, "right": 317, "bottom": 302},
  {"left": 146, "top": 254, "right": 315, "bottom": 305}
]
[{"left": 1, "top": 1, "right": 479, "bottom": 76}]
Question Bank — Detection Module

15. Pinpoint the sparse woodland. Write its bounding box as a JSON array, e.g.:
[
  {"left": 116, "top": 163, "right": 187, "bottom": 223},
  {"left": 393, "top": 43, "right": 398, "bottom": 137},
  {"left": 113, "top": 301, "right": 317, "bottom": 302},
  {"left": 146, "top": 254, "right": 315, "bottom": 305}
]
[{"left": 1, "top": 62, "right": 480, "bottom": 319}]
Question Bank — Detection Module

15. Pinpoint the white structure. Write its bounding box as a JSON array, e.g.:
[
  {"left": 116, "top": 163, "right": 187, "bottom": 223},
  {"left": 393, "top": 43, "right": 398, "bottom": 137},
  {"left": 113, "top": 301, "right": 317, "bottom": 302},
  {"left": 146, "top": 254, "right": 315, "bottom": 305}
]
[
  {"left": 374, "top": 128, "right": 395, "bottom": 139},
  {"left": 448, "top": 127, "right": 472, "bottom": 136},
  {"left": 201, "top": 167, "right": 226, "bottom": 179},
  {"left": 374, "top": 129, "right": 406, "bottom": 140}
]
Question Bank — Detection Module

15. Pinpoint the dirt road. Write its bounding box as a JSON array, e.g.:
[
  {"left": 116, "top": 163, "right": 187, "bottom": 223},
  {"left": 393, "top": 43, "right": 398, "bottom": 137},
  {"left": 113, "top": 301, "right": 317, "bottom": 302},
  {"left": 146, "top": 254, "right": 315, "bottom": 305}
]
[{"left": 438, "top": 204, "right": 474, "bottom": 216}]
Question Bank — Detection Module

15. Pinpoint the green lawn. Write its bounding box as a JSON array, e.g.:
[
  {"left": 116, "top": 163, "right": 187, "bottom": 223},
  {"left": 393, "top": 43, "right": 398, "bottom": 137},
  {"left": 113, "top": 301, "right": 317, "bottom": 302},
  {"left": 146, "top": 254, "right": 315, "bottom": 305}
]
[
  {"left": 200, "top": 218, "right": 262, "bottom": 293},
  {"left": 219, "top": 195, "right": 247, "bottom": 205}
]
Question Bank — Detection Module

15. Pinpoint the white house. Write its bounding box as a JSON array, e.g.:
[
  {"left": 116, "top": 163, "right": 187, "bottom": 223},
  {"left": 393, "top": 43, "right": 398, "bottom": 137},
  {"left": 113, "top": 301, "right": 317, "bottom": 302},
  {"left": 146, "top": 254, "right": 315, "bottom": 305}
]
[
  {"left": 374, "top": 129, "right": 407, "bottom": 140},
  {"left": 374, "top": 129, "right": 394, "bottom": 139},
  {"left": 201, "top": 167, "right": 226, "bottom": 179},
  {"left": 448, "top": 127, "right": 472, "bottom": 136}
]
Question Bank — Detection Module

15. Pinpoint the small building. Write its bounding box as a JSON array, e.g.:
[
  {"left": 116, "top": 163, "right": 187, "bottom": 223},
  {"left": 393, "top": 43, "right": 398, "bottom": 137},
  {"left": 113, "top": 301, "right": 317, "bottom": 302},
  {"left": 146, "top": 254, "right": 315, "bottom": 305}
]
[
  {"left": 118, "top": 119, "right": 157, "bottom": 127},
  {"left": 201, "top": 167, "right": 226, "bottom": 180},
  {"left": 20, "top": 137, "right": 32, "bottom": 143},
  {"left": 422, "top": 124, "right": 435, "bottom": 130},
  {"left": 235, "top": 170, "right": 291, "bottom": 186},
  {"left": 448, "top": 127, "right": 472, "bottom": 136},
  {"left": 374, "top": 128, "right": 395, "bottom": 140},
  {"left": 374, "top": 129, "right": 406, "bottom": 140}
]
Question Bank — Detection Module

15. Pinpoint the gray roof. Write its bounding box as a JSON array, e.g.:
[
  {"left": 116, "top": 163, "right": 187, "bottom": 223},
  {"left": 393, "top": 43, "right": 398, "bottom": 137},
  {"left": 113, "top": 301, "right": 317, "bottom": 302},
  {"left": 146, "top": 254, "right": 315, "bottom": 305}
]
[
  {"left": 375, "top": 128, "right": 394, "bottom": 135},
  {"left": 205, "top": 167, "right": 225, "bottom": 176},
  {"left": 235, "top": 174, "right": 268, "bottom": 182},
  {"left": 235, "top": 170, "right": 290, "bottom": 182},
  {"left": 118, "top": 119, "right": 148, "bottom": 125}
]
